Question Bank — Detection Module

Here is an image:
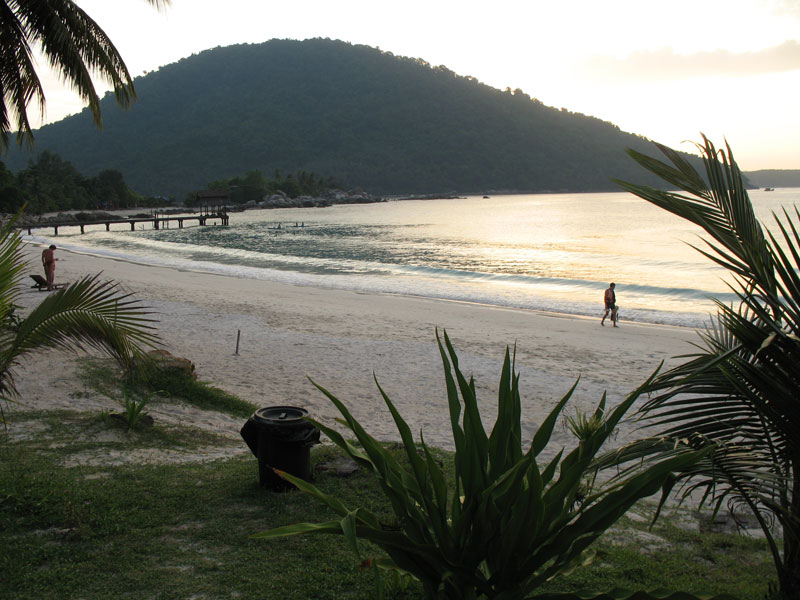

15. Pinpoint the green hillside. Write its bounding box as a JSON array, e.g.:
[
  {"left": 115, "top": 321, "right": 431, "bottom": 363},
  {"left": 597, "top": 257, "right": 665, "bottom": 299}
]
[
  {"left": 742, "top": 169, "right": 800, "bottom": 188},
  {"left": 5, "top": 38, "right": 684, "bottom": 198}
]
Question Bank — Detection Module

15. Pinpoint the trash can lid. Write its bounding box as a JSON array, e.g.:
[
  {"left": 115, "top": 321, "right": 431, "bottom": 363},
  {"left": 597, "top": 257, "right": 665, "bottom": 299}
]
[{"left": 253, "top": 406, "right": 308, "bottom": 425}]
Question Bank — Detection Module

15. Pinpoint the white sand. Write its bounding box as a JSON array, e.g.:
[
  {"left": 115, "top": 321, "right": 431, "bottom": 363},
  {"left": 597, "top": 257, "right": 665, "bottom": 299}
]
[{"left": 8, "top": 242, "right": 701, "bottom": 464}]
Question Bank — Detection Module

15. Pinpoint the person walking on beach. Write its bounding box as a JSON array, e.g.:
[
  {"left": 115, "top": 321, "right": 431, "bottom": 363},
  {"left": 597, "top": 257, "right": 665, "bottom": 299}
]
[
  {"left": 41, "top": 244, "right": 57, "bottom": 291},
  {"left": 601, "top": 282, "right": 618, "bottom": 327}
]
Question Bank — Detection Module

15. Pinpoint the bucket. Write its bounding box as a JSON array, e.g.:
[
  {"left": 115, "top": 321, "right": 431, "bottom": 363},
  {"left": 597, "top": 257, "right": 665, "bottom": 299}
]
[{"left": 240, "top": 406, "right": 320, "bottom": 491}]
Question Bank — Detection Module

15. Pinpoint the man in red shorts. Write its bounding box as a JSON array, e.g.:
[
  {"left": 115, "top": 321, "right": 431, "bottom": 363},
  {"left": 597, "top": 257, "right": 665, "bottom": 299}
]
[
  {"left": 601, "top": 282, "right": 617, "bottom": 327},
  {"left": 41, "top": 244, "right": 57, "bottom": 291}
]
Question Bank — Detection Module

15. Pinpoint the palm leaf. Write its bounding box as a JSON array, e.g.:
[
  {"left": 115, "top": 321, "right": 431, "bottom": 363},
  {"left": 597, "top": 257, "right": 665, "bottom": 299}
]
[
  {"left": 614, "top": 135, "right": 799, "bottom": 598},
  {"left": 2, "top": 0, "right": 171, "bottom": 148},
  {"left": 0, "top": 220, "right": 160, "bottom": 404}
]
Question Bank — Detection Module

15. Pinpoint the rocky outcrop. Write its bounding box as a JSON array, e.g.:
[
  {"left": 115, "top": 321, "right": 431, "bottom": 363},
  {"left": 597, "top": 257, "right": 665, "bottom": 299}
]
[
  {"left": 145, "top": 349, "right": 197, "bottom": 379},
  {"left": 258, "top": 188, "right": 383, "bottom": 209}
]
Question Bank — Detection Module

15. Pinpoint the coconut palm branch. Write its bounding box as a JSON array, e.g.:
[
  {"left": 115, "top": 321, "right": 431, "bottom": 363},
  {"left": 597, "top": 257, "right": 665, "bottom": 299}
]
[
  {"left": 611, "top": 135, "right": 799, "bottom": 599},
  {"left": 0, "top": 0, "right": 170, "bottom": 149},
  {"left": 0, "top": 215, "right": 159, "bottom": 419}
]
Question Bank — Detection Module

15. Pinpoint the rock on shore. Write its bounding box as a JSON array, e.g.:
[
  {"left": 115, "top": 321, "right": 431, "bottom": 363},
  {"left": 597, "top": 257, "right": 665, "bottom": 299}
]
[{"left": 256, "top": 188, "right": 383, "bottom": 209}]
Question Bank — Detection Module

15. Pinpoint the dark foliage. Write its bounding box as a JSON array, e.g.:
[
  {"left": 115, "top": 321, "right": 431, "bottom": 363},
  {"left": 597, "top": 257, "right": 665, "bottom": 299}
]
[
  {"left": 0, "top": 151, "right": 163, "bottom": 214},
  {"left": 3, "top": 38, "right": 693, "bottom": 197},
  {"left": 189, "top": 168, "right": 345, "bottom": 205},
  {"left": 611, "top": 137, "right": 800, "bottom": 600}
]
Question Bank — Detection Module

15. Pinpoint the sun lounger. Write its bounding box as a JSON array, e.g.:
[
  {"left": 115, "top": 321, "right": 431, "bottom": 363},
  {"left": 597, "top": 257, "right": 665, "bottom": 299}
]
[{"left": 30, "top": 274, "right": 66, "bottom": 291}]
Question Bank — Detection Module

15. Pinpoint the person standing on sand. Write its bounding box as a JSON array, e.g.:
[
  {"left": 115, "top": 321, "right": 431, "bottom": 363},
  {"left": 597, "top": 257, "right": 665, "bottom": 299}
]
[
  {"left": 41, "top": 244, "right": 57, "bottom": 291},
  {"left": 601, "top": 282, "right": 618, "bottom": 327}
]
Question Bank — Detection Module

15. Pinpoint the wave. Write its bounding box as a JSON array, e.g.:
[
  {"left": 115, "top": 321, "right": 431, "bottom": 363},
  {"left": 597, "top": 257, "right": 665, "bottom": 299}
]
[
  {"left": 26, "top": 190, "right": 764, "bottom": 330},
  {"left": 23, "top": 232, "right": 719, "bottom": 329}
]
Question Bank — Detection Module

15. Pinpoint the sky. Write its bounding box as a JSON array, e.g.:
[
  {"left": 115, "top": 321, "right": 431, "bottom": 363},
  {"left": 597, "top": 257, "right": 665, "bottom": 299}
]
[{"left": 30, "top": 0, "right": 800, "bottom": 171}]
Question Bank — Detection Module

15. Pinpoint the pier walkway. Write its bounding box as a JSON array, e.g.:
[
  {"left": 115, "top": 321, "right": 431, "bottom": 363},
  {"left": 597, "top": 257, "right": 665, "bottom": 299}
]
[{"left": 16, "top": 208, "right": 229, "bottom": 236}]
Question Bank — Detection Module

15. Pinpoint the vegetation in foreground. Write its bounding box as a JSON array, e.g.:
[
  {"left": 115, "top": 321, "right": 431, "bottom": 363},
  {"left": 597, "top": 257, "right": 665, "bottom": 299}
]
[
  {"left": 612, "top": 136, "right": 799, "bottom": 600},
  {"left": 0, "top": 445, "right": 773, "bottom": 600},
  {"left": 0, "top": 360, "right": 773, "bottom": 599},
  {"left": 0, "top": 213, "right": 159, "bottom": 427},
  {"left": 261, "top": 331, "right": 722, "bottom": 600}
]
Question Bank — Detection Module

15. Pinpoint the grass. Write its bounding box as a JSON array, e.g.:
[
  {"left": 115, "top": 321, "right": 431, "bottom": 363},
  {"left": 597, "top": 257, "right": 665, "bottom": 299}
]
[
  {"left": 0, "top": 359, "right": 777, "bottom": 599},
  {"left": 1, "top": 444, "right": 413, "bottom": 599},
  {"left": 79, "top": 357, "right": 258, "bottom": 419},
  {"left": 9, "top": 409, "right": 235, "bottom": 455}
]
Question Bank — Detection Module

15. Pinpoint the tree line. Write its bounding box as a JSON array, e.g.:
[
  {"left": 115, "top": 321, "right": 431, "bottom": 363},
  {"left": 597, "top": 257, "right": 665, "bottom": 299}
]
[
  {"left": 0, "top": 150, "right": 350, "bottom": 214},
  {"left": 185, "top": 169, "right": 345, "bottom": 206},
  {"left": 0, "top": 151, "right": 164, "bottom": 215}
]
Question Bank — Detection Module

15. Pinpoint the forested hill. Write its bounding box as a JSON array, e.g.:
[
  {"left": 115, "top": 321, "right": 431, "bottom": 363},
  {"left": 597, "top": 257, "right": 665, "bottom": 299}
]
[
  {"left": 5, "top": 38, "right": 684, "bottom": 198},
  {"left": 742, "top": 170, "right": 800, "bottom": 188}
]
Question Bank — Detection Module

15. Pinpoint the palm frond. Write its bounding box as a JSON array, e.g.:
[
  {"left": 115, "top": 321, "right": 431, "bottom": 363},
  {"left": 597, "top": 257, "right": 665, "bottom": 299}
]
[
  {"left": 613, "top": 136, "right": 800, "bottom": 598},
  {"left": 0, "top": 215, "right": 27, "bottom": 314},
  {"left": 0, "top": 1, "right": 44, "bottom": 148},
  {"left": 0, "top": 220, "right": 160, "bottom": 403},
  {"left": 1, "top": 0, "right": 171, "bottom": 147}
]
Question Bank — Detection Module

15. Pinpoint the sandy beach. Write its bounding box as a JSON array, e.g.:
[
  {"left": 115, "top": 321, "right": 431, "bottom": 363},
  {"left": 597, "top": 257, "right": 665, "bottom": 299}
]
[{"left": 9, "top": 242, "right": 701, "bottom": 463}]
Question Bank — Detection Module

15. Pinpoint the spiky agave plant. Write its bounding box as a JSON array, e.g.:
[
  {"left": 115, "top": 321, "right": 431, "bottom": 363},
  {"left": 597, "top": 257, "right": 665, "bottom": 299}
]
[
  {"left": 609, "top": 136, "right": 800, "bottom": 600},
  {"left": 254, "top": 331, "right": 718, "bottom": 600}
]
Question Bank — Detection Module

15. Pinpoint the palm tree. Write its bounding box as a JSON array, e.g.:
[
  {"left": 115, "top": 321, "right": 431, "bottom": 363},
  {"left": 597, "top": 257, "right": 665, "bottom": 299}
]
[
  {"left": 1, "top": 215, "right": 159, "bottom": 424},
  {"left": 611, "top": 136, "right": 799, "bottom": 599},
  {"left": 0, "top": 0, "right": 170, "bottom": 149}
]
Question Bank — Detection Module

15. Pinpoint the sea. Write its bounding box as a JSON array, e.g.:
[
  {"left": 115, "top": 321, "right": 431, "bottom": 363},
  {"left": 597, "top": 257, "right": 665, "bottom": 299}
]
[{"left": 23, "top": 188, "right": 800, "bottom": 329}]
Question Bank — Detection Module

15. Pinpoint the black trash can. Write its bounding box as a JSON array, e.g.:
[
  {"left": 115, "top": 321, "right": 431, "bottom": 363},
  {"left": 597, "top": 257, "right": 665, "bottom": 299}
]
[{"left": 240, "top": 406, "right": 320, "bottom": 491}]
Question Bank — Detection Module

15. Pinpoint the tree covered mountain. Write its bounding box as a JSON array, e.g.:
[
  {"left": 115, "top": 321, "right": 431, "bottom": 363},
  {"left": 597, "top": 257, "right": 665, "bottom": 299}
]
[
  {"left": 742, "top": 170, "right": 800, "bottom": 189},
  {"left": 4, "top": 38, "right": 689, "bottom": 198}
]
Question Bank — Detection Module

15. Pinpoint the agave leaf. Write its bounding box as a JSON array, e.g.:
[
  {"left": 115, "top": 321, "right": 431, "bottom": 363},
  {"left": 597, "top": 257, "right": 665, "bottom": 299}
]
[
  {"left": 301, "top": 409, "right": 372, "bottom": 469},
  {"left": 488, "top": 346, "right": 522, "bottom": 476},
  {"left": 441, "top": 330, "right": 490, "bottom": 495},
  {"left": 487, "top": 462, "right": 546, "bottom": 576},
  {"left": 251, "top": 520, "right": 345, "bottom": 539},
  {"left": 539, "top": 449, "right": 564, "bottom": 487},
  {"left": 310, "top": 379, "right": 426, "bottom": 510},
  {"left": 259, "top": 474, "right": 441, "bottom": 563},
  {"left": 436, "top": 329, "right": 466, "bottom": 451},
  {"left": 273, "top": 469, "right": 375, "bottom": 523},
  {"left": 299, "top": 408, "right": 434, "bottom": 545},
  {"left": 340, "top": 510, "right": 360, "bottom": 555},
  {"left": 566, "top": 448, "right": 709, "bottom": 540},
  {"left": 419, "top": 438, "right": 452, "bottom": 550},
  {"left": 374, "top": 374, "right": 427, "bottom": 481},
  {"left": 529, "top": 379, "right": 578, "bottom": 458}
]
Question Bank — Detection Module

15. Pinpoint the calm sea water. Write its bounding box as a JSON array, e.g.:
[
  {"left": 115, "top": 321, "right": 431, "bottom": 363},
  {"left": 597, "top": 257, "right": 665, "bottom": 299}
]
[{"left": 24, "top": 189, "right": 800, "bottom": 328}]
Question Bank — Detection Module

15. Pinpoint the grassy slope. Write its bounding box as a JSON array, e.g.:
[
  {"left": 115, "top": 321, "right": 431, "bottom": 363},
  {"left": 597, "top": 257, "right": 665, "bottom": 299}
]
[{"left": 0, "top": 361, "right": 775, "bottom": 599}]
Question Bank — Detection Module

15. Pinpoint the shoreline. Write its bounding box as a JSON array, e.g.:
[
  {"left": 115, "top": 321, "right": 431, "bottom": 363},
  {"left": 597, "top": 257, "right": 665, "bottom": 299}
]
[
  {"left": 12, "top": 242, "right": 700, "bottom": 456},
  {"left": 21, "top": 228, "right": 712, "bottom": 329}
]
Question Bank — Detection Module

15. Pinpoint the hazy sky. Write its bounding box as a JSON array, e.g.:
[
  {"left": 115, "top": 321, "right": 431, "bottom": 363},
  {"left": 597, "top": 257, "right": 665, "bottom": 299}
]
[{"left": 32, "top": 0, "right": 800, "bottom": 170}]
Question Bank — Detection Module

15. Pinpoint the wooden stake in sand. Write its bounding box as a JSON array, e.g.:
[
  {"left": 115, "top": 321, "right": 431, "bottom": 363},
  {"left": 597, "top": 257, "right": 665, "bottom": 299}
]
[{"left": 234, "top": 330, "right": 241, "bottom": 356}]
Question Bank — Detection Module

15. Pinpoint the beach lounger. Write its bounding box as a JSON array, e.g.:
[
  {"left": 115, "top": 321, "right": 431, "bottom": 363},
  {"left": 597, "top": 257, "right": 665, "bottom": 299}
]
[{"left": 30, "top": 274, "right": 66, "bottom": 291}]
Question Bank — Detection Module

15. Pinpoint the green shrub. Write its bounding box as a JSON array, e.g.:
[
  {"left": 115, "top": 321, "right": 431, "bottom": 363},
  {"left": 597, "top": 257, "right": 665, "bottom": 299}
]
[
  {"left": 121, "top": 390, "right": 150, "bottom": 431},
  {"left": 127, "top": 362, "right": 256, "bottom": 418},
  {"left": 255, "top": 331, "right": 719, "bottom": 600}
]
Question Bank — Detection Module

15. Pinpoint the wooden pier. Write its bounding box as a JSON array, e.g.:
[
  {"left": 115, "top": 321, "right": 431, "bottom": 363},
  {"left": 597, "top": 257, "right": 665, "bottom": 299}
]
[{"left": 16, "top": 207, "right": 229, "bottom": 236}]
